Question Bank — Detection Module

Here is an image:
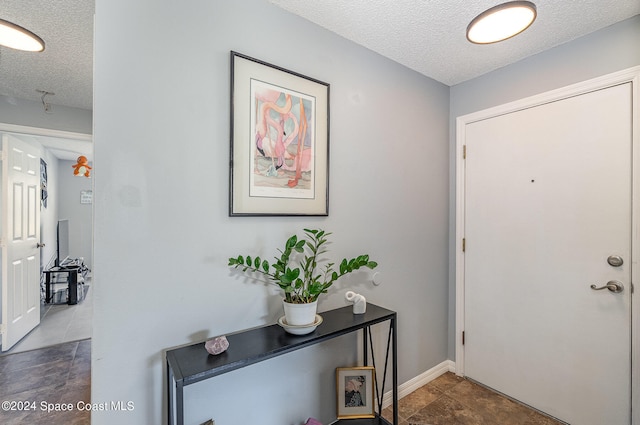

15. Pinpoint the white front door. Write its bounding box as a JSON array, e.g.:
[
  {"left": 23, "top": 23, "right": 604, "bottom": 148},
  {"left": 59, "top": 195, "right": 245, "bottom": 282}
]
[
  {"left": 1, "top": 133, "right": 41, "bottom": 351},
  {"left": 463, "top": 83, "right": 632, "bottom": 424}
]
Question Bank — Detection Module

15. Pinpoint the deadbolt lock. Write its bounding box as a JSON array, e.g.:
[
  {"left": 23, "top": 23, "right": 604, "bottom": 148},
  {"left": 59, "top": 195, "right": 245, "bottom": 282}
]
[{"left": 607, "top": 255, "right": 623, "bottom": 267}]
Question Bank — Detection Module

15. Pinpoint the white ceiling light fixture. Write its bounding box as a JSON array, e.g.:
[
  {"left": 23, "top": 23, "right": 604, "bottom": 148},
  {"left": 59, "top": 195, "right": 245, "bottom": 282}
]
[
  {"left": 467, "top": 1, "right": 537, "bottom": 44},
  {"left": 0, "top": 18, "right": 45, "bottom": 52}
]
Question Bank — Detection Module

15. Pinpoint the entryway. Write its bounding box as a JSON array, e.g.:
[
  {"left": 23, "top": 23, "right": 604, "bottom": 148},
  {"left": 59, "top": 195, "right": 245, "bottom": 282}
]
[{"left": 455, "top": 67, "right": 638, "bottom": 425}]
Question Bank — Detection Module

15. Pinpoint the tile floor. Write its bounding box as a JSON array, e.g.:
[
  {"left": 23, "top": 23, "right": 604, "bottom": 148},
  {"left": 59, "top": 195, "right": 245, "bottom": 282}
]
[
  {"left": 382, "top": 372, "right": 565, "bottom": 425},
  {"left": 0, "top": 282, "right": 92, "bottom": 424},
  {"left": 0, "top": 339, "right": 91, "bottom": 425},
  {"left": 2, "top": 282, "right": 92, "bottom": 354}
]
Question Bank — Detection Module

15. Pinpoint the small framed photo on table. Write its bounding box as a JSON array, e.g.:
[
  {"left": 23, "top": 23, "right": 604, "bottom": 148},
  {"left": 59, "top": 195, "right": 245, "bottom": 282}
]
[{"left": 336, "top": 366, "right": 375, "bottom": 419}]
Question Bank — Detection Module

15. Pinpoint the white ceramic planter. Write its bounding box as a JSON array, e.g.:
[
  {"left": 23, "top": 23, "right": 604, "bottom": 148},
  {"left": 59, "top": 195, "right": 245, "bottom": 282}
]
[{"left": 282, "top": 300, "right": 318, "bottom": 326}]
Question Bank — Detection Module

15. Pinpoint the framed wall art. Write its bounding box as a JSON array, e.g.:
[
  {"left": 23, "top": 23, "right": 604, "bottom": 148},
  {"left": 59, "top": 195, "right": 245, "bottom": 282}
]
[
  {"left": 40, "top": 158, "right": 48, "bottom": 208},
  {"left": 80, "top": 190, "right": 93, "bottom": 204},
  {"left": 229, "top": 51, "right": 330, "bottom": 216},
  {"left": 336, "top": 366, "right": 375, "bottom": 419}
]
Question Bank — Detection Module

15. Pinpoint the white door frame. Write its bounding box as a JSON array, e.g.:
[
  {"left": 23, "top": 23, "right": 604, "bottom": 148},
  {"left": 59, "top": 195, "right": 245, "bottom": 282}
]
[
  {"left": 455, "top": 66, "right": 640, "bottom": 423},
  {"left": 0, "top": 123, "right": 92, "bottom": 143}
]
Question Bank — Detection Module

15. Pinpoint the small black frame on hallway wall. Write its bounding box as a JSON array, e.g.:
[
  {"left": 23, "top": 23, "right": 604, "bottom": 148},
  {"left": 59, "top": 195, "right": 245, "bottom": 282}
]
[
  {"left": 229, "top": 51, "right": 330, "bottom": 216},
  {"left": 40, "top": 158, "right": 48, "bottom": 208}
]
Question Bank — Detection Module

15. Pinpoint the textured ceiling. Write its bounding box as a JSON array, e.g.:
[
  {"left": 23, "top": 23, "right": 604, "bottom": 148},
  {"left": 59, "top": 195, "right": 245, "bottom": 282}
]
[
  {"left": 0, "top": 1, "right": 638, "bottom": 113},
  {"left": 0, "top": 0, "right": 94, "bottom": 111},
  {"left": 0, "top": 0, "right": 94, "bottom": 160},
  {"left": 270, "top": 0, "right": 640, "bottom": 85}
]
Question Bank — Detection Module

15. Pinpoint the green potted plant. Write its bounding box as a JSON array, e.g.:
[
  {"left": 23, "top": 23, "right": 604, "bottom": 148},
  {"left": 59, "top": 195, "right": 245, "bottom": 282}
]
[{"left": 228, "top": 228, "right": 378, "bottom": 327}]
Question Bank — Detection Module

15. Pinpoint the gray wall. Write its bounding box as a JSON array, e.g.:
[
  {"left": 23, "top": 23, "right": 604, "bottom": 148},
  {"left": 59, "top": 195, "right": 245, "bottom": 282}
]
[
  {"left": 447, "top": 15, "right": 640, "bottom": 356},
  {"left": 0, "top": 95, "right": 92, "bottom": 135},
  {"left": 58, "top": 159, "right": 93, "bottom": 270},
  {"left": 93, "top": 1, "right": 449, "bottom": 424}
]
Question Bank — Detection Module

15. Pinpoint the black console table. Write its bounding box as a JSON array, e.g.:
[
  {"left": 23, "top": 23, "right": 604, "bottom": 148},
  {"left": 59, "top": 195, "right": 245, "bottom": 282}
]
[
  {"left": 43, "top": 266, "right": 81, "bottom": 305},
  {"left": 165, "top": 303, "right": 397, "bottom": 425}
]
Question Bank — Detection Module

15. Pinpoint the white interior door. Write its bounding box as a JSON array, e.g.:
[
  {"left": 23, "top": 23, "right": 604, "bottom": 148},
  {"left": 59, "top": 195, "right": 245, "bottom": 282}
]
[
  {"left": 1, "top": 133, "right": 41, "bottom": 351},
  {"left": 463, "top": 83, "right": 632, "bottom": 424}
]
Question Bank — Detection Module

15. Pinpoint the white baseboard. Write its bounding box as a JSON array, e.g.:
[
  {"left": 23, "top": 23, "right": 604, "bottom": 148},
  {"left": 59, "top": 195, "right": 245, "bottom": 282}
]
[{"left": 381, "top": 360, "right": 455, "bottom": 409}]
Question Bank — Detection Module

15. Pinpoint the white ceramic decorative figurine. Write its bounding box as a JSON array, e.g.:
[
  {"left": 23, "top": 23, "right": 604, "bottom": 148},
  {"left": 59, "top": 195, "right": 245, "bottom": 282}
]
[{"left": 345, "top": 291, "right": 367, "bottom": 314}]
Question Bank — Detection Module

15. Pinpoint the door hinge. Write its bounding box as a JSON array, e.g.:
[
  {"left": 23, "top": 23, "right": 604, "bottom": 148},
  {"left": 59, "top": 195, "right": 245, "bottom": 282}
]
[
  {"left": 463, "top": 145, "right": 466, "bottom": 159},
  {"left": 462, "top": 331, "right": 465, "bottom": 345},
  {"left": 462, "top": 238, "right": 466, "bottom": 252}
]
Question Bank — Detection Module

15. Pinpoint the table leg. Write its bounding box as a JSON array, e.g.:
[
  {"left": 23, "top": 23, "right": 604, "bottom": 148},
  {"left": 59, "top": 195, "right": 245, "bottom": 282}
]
[
  {"left": 168, "top": 363, "right": 174, "bottom": 425},
  {"left": 176, "top": 382, "right": 184, "bottom": 425},
  {"left": 392, "top": 316, "right": 398, "bottom": 425},
  {"left": 45, "top": 272, "right": 52, "bottom": 303},
  {"left": 68, "top": 270, "right": 78, "bottom": 305}
]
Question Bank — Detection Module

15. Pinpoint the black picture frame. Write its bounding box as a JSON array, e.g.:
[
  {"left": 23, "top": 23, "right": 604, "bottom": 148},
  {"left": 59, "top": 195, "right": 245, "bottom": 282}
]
[
  {"left": 229, "top": 51, "right": 330, "bottom": 216},
  {"left": 40, "top": 158, "right": 48, "bottom": 208}
]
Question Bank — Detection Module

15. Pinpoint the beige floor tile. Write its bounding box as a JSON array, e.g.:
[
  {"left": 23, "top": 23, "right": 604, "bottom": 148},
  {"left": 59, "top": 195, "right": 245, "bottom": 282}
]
[{"left": 391, "top": 373, "right": 564, "bottom": 425}]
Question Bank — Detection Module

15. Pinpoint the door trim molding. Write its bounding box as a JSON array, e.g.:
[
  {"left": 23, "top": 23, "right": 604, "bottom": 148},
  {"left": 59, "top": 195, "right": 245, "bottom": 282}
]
[
  {"left": 455, "top": 66, "right": 640, "bottom": 423},
  {"left": 0, "top": 123, "right": 91, "bottom": 141}
]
